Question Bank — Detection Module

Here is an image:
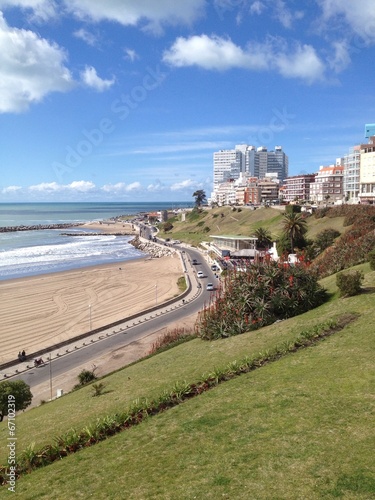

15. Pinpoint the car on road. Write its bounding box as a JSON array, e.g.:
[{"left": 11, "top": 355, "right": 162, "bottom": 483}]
[
  {"left": 197, "top": 271, "right": 204, "bottom": 278},
  {"left": 211, "top": 264, "right": 219, "bottom": 271},
  {"left": 206, "top": 283, "right": 214, "bottom": 291},
  {"left": 192, "top": 259, "right": 198, "bottom": 265}
]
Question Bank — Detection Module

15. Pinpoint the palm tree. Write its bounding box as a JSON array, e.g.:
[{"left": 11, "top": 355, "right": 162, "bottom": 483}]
[
  {"left": 254, "top": 227, "right": 273, "bottom": 249},
  {"left": 192, "top": 189, "right": 207, "bottom": 208},
  {"left": 282, "top": 212, "right": 307, "bottom": 253}
]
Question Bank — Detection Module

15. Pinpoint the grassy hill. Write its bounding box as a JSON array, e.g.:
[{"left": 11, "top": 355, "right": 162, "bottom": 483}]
[
  {"left": 158, "top": 206, "right": 347, "bottom": 246},
  {"left": 1, "top": 263, "right": 374, "bottom": 499}
]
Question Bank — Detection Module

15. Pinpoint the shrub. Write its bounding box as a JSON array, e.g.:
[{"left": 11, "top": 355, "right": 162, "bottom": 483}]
[
  {"left": 196, "top": 260, "right": 328, "bottom": 340},
  {"left": 148, "top": 327, "right": 195, "bottom": 355},
  {"left": 77, "top": 369, "right": 97, "bottom": 386},
  {"left": 0, "top": 380, "right": 33, "bottom": 421},
  {"left": 91, "top": 383, "right": 105, "bottom": 397},
  {"left": 285, "top": 204, "right": 301, "bottom": 214},
  {"left": 163, "top": 222, "right": 174, "bottom": 232},
  {"left": 368, "top": 249, "right": 375, "bottom": 270},
  {"left": 312, "top": 228, "right": 341, "bottom": 256},
  {"left": 336, "top": 270, "right": 364, "bottom": 297}
]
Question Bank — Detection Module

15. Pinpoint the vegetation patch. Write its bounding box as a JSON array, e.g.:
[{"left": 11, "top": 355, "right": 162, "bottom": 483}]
[
  {"left": 148, "top": 327, "right": 196, "bottom": 356},
  {"left": 0, "top": 313, "right": 358, "bottom": 485},
  {"left": 196, "top": 261, "right": 327, "bottom": 340}
]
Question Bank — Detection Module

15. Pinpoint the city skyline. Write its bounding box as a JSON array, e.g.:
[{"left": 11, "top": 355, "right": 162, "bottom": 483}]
[{"left": 1, "top": 1, "right": 375, "bottom": 202}]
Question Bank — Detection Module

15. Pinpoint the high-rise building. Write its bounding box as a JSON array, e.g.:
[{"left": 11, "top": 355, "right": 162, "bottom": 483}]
[
  {"left": 342, "top": 146, "right": 361, "bottom": 203},
  {"left": 213, "top": 144, "right": 288, "bottom": 189},
  {"left": 213, "top": 149, "right": 242, "bottom": 186}
]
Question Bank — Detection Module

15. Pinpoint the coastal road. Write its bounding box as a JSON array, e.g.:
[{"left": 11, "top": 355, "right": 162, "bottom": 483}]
[{"left": 9, "top": 245, "right": 219, "bottom": 393}]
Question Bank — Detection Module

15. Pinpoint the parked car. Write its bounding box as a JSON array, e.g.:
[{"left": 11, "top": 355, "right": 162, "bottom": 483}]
[
  {"left": 197, "top": 271, "right": 204, "bottom": 278},
  {"left": 206, "top": 283, "right": 214, "bottom": 291}
]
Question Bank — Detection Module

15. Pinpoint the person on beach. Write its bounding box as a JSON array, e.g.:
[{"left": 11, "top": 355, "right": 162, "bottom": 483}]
[{"left": 18, "top": 350, "right": 26, "bottom": 361}]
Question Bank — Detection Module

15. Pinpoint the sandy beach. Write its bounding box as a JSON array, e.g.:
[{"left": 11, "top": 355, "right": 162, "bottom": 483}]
[{"left": 0, "top": 251, "right": 183, "bottom": 365}]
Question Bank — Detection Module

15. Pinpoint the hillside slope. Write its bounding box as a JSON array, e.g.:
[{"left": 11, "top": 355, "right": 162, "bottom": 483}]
[
  {"left": 4, "top": 264, "right": 374, "bottom": 499},
  {"left": 159, "top": 206, "right": 347, "bottom": 246}
]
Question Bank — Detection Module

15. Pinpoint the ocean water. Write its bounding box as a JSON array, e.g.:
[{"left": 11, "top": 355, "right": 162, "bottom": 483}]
[
  {"left": 0, "top": 202, "right": 191, "bottom": 227},
  {"left": 0, "top": 202, "right": 191, "bottom": 280}
]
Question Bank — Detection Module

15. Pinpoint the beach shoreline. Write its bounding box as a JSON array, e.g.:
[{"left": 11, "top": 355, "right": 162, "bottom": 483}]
[{"left": 0, "top": 252, "right": 183, "bottom": 365}]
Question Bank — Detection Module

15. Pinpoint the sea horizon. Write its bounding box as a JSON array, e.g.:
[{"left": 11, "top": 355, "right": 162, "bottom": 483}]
[
  {"left": 0, "top": 201, "right": 192, "bottom": 280},
  {"left": 0, "top": 201, "right": 192, "bottom": 227}
]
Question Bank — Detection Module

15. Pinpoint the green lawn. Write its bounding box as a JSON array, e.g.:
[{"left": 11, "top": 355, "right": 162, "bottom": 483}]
[
  {"left": 1, "top": 265, "right": 374, "bottom": 498},
  {"left": 158, "top": 206, "right": 347, "bottom": 246}
]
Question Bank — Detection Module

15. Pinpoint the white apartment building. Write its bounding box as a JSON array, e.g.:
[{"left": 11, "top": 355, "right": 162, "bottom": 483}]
[
  {"left": 213, "top": 149, "right": 242, "bottom": 186},
  {"left": 359, "top": 136, "right": 375, "bottom": 204},
  {"left": 342, "top": 146, "right": 361, "bottom": 203},
  {"left": 310, "top": 164, "right": 344, "bottom": 204}
]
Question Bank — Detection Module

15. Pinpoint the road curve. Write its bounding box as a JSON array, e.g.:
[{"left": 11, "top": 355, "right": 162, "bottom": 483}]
[{"left": 7, "top": 245, "right": 218, "bottom": 393}]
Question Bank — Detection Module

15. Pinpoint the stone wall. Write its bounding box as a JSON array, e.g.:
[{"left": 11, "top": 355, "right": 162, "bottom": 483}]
[{"left": 129, "top": 236, "right": 176, "bottom": 258}]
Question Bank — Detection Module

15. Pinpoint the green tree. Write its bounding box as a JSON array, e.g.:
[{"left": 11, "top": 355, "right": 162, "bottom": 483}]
[
  {"left": 0, "top": 380, "right": 33, "bottom": 421},
  {"left": 192, "top": 190, "right": 207, "bottom": 208},
  {"left": 254, "top": 227, "right": 273, "bottom": 249},
  {"left": 312, "top": 228, "right": 341, "bottom": 256},
  {"left": 282, "top": 212, "right": 307, "bottom": 253}
]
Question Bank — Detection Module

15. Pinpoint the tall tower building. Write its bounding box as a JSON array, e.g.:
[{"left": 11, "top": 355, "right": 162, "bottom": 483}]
[
  {"left": 212, "top": 144, "right": 288, "bottom": 195},
  {"left": 213, "top": 149, "right": 242, "bottom": 186}
]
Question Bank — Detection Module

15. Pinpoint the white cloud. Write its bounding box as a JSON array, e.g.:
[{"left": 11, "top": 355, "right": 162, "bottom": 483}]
[
  {"left": 101, "top": 181, "right": 141, "bottom": 193},
  {"left": 163, "top": 34, "right": 325, "bottom": 83},
  {"left": 163, "top": 34, "right": 268, "bottom": 71},
  {"left": 102, "top": 182, "right": 127, "bottom": 193},
  {"left": 273, "top": 0, "right": 304, "bottom": 29},
  {"left": 275, "top": 43, "right": 325, "bottom": 83},
  {"left": 80, "top": 66, "right": 115, "bottom": 91},
  {"left": 28, "top": 181, "right": 95, "bottom": 192},
  {"left": 64, "top": 0, "right": 205, "bottom": 34},
  {"left": 328, "top": 40, "right": 351, "bottom": 73},
  {"left": 126, "top": 181, "right": 141, "bottom": 191},
  {"left": 124, "top": 48, "right": 138, "bottom": 62},
  {"left": 29, "top": 182, "right": 61, "bottom": 192},
  {"left": 250, "top": 1, "right": 265, "bottom": 15},
  {"left": 318, "top": 0, "right": 375, "bottom": 43},
  {"left": 73, "top": 28, "right": 98, "bottom": 46},
  {"left": 0, "top": 13, "right": 74, "bottom": 113},
  {"left": 68, "top": 180, "right": 95, "bottom": 191},
  {"left": 170, "top": 179, "right": 202, "bottom": 191},
  {"left": 0, "top": 0, "right": 58, "bottom": 21},
  {"left": 147, "top": 182, "right": 166, "bottom": 192},
  {"left": 1, "top": 185, "right": 22, "bottom": 193}
]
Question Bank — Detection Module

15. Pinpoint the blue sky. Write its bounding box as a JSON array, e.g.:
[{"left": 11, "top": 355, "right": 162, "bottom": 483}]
[{"left": 1, "top": 0, "right": 375, "bottom": 202}]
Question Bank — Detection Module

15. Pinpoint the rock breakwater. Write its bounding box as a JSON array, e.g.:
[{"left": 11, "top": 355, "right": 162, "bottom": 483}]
[
  {"left": 0, "top": 223, "right": 81, "bottom": 233},
  {"left": 129, "top": 236, "right": 176, "bottom": 258}
]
